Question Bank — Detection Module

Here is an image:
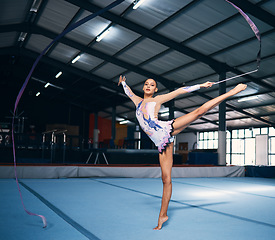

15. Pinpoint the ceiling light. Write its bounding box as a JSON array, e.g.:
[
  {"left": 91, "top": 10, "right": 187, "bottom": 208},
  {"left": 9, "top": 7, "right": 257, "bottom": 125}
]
[
  {"left": 55, "top": 71, "right": 62, "bottom": 78},
  {"left": 238, "top": 96, "right": 258, "bottom": 102},
  {"left": 18, "top": 32, "right": 27, "bottom": 42},
  {"left": 96, "top": 28, "right": 111, "bottom": 42},
  {"left": 119, "top": 120, "right": 130, "bottom": 125},
  {"left": 71, "top": 55, "right": 81, "bottom": 64},
  {"left": 133, "top": 0, "right": 146, "bottom": 9},
  {"left": 44, "top": 82, "right": 50, "bottom": 88},
  {"left": 160, "top": 112, "right": 169, "bottom": 117},
  {"left": 30, "top": 0, "right": 42, "bottom": 12},
  {"left": 36, "top": 92, "right": 40, "bottom": 97},
  {"left": 32, "top": 77, "right": 64, "bottom": 90}
]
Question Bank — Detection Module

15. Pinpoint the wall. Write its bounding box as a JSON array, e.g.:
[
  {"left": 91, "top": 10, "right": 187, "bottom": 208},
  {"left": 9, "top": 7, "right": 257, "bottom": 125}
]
[
  {"left": 115, "top": 123, "right": 127, "bottom": 141},
  {"left": 89, "top": 114, "right": 112, "bottom": 142},
  {"left": 176, "top": 132, "right": 197, "bottom": 151}
]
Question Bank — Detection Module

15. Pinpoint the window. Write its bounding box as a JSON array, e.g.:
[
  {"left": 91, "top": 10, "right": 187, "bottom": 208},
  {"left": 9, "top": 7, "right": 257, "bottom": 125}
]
[
  {"left": 245, "top": 138, "right": 255, "bottom": 165},
  {"left": 269, "top": 127, "right": 275, "bottom": 136},
  {"left": 253, "top": 128, "right": 260, "bottom": 137},
  {"left": 270, "top": 137, "right": 275, "bottom": 166},
  {"left": 270, "top": 155, "right": 275, "bottom": 166},
  {"left": 245, "top": 129, "right": 252, "bottom": 138},
  {"left": 198, "top": 131, "right": 218, "bottom": 149},
  {"left": 232, "top": 154, "right": 244, "bottom": 165},
  {"left": 198, "top": 127, "right": 275, "bottom": 166},
  {"left": 261, "top": 128, "right": 268, "bottom": 135}
]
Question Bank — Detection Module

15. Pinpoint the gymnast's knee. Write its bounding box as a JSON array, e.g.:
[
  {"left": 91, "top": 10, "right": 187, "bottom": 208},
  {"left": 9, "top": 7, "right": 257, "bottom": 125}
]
[
  {"left": 194, "top": 107, "right": 206, "bottom": 118},
  {"left": 162, "top": 174, "right": 171, "bottom": 185}
]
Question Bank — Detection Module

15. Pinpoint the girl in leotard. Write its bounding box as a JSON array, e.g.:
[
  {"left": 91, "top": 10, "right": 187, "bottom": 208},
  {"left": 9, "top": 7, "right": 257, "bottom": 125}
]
[{"left": 118, "top": 75, "right": 247, "bottom": 230}]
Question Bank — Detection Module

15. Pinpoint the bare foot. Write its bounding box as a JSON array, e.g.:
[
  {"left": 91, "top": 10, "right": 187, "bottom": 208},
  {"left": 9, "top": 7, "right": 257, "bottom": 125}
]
[
  {"left": 230, "top": 83, "right": 247, "bottom": 95},
  {"left": 153, "top": 216, "right": 169, "bottom": 230}
]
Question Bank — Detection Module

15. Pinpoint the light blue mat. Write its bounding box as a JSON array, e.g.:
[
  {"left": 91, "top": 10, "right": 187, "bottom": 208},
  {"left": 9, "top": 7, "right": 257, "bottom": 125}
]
[{"left": 1, "top": 177, "right": 275, "bottom": 240}]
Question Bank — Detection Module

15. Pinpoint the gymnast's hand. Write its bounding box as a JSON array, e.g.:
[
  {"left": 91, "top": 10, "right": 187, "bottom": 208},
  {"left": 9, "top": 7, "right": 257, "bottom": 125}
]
[
  {"left": 118, "top": 75, "right": 126, "bottom": 86},
  {"left": 200, "top": 81, "right": 213, "bottom": 88}
]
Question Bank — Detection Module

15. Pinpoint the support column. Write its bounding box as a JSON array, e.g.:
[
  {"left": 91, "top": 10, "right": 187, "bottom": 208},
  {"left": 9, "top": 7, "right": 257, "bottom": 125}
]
[
  {"left": 112, "top": 106, "right": 116, "bottom": 140},
  {"left": 169, "top": 99, "right": 175, "bottom": 120},
  {"left": 93, "top": 112, "right": 99, "bottom": 149},
  {"left": 218, "top": 72, "right": 227, "bottom": 166}
]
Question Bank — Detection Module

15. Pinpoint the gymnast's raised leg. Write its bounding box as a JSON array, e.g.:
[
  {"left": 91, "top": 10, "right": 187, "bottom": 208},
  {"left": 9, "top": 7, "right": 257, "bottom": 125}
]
[{"left": 172, "top": 84, "right": 247, "bottom": 135}]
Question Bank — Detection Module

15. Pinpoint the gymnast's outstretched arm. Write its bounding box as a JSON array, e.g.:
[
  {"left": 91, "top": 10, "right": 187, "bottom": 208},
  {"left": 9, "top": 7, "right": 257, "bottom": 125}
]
[
  {"left": 155, "top": 81, "right": 213, "bottom": 104},
  {"left": 118, "top": 75, "right": 142, "bottom": 106}
]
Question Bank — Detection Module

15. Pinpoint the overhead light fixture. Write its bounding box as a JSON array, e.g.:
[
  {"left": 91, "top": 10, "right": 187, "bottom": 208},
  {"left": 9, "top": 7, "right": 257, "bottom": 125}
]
[
  {"left": 133, "top": 0, "right": 146, "bottom": 9},
  {"left": 36, "top": 92, "right": 41, "bottom": 97},
  {"left": 119, "top": 120, "right": 130, "bottom": 125},
  {"left": 44, "top": 82, "right": 50, "bottom": 88},
  {"left": 71, "top": 55, "right": 81, "bottom": 64},
  {"left": 18, "top": 32, "right": 27, "bottom": 42},
  {"left": 238, "top": 96, "right": 258, "bottom": 102},
  {"left": 30, "top": 0, "right": 42, "bottom": 12},
  {"left": 55, "top": 71, "right": 62, "bottom": 78},
  {"left": 160, "top": 112, "right": 169, "bottom": 117},
  {"left": 96, "top": 27, "right": 111, "bottom": 42},
  {"left": 32, "top": 77, "right": 64, "bottom": 90}
]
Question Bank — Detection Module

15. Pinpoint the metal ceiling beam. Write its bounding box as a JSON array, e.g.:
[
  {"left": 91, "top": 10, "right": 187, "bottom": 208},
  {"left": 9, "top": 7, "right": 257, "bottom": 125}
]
[
  {"left": 65, "top": 0, "right": 227, "bottom": 73},
  {"left": 196, "top": 91, "right": 275, "bottom": 128},
  {"left": 2, "top": 22, "right": 274, "bottom": 94},
  {"left": 184, "top": 98, "right": 275, "bottom": 118},
  {"left": 1, "top": 22, "right": 274, "bottom": 127},
  {"left": 220, "top": 112, "right": 275, "bottom": 123},
  {"left": 2, "top": 45, "right": 274, "bottom": 128},
  {"left": 0, "top": 47, "right": 127, "bottom": 108},
  {"left": 0, "top": 23, "right": 176, "bottom": 89},
  {"left": 34, "top": 25, "right": 177, "bottom": 89},
  {"left": 160, "top": 34, "right": 275, "bottom": 92},
  {"left": 91, "top": 0, "right": 202, "bottom": 75},
  {"left": 229, "top": 0, "right": 275, "bottom": 28},
  {"left": 45, "top": 8, "right": 85, "bottom": 57},
  {"left": 0, "top": 23, "right": 30, "bottom": 33},
  {"left": 65, "top": 0, "right": 275, "bottom": 92},
  {"left": 173, "top": 74, "right": 275, "bottom": 105}
]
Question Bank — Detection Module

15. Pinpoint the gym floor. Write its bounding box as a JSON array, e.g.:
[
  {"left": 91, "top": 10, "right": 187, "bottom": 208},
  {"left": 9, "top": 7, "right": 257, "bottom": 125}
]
[{"left": 1, "top": 177, "right": 275, "bottom": 240}]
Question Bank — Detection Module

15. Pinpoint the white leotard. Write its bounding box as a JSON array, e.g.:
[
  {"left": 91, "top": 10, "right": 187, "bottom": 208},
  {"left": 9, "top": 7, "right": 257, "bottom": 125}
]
[
  {"left": 136, "top": 100, "right": 174, "bottom": 153},
  {"left": 121, "top": 81, "right": 200, "bottom": 153}
]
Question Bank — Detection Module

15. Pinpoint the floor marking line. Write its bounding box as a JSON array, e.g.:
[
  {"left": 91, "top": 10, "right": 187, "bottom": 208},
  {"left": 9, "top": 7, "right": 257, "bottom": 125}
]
[
  {"left": 19, "top": 180, "right": 101, "bottom": 240},
  {"left": 91, "top": 178, "right": 275, "bottom": 229}
]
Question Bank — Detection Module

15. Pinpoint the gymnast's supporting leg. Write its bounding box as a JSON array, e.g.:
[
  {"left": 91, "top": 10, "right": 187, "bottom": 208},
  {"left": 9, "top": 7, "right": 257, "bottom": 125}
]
[
  {"left": 154, "top": 142, "right": 174, "bottom": 230},
  {"left": 172, "top": 83, "right": 247, "bottom": 135}
]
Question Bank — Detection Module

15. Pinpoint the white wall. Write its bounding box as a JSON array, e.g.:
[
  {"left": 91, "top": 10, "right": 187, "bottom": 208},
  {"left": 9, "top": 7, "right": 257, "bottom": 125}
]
[{"left": 175, "top": 132, "right": 197, "bottom": 151}]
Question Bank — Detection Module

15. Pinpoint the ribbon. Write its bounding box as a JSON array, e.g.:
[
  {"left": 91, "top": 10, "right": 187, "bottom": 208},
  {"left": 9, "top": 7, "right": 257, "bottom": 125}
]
[
  {"left": 12, "top": 0, "right": 125, "bottom": 228},
  {"left": 214, "top": 0, "right": 261, "bottom": 85},
  {"left": 225, "top": 0, "right": 261, "bottom": 69}
]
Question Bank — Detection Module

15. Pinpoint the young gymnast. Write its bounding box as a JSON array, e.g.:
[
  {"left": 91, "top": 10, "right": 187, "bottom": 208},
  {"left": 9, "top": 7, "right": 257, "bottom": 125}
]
[{"left": 118, "top": 75, "right": 247, "bottom": 230}]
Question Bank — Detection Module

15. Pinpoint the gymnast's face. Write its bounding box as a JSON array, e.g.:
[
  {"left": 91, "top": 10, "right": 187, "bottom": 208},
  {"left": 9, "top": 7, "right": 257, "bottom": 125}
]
[{"left": 143, "top": 79, "right": 158, "bottom": 96}]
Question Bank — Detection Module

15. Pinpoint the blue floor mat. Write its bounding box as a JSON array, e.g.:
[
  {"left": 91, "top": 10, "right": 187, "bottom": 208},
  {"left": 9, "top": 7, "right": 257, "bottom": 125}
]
[{"left": 1, "top": 177, "right": 275, "bottom": 240}]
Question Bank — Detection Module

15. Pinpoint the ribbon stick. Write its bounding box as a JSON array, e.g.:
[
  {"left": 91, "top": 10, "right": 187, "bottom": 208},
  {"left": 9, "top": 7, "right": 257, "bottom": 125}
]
[
  {"left": 12, "top": 0, "right": 125, "bottom": 228},
  {"left": 213, "top": 69, "right": 258, "bottom": 85}
]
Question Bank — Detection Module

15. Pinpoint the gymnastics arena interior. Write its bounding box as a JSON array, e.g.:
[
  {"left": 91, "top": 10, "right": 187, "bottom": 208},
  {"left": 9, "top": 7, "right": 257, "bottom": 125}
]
[{"left": 1, "top": 0, "right": 275, "bottom": 239}]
